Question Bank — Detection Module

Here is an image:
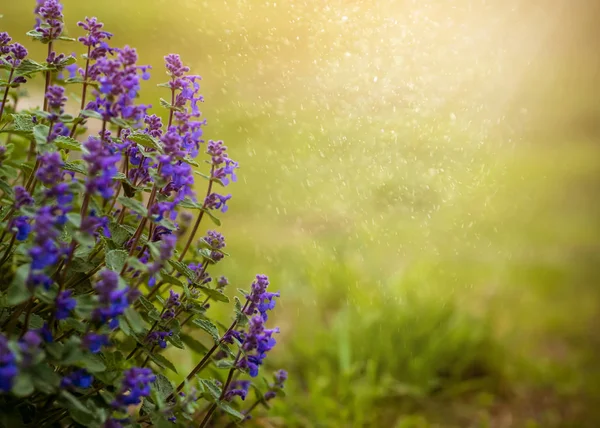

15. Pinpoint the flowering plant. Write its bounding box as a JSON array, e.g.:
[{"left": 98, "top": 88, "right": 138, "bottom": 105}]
[{"left": 0, "top": 1, "right": 286, "bottom": 426}]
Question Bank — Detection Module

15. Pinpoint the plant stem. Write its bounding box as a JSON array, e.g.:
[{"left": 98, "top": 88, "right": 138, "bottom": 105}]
[
  {"left": 198, "top": 350, "right": 242, "bottom": 428},
  {"left": 0, "top": 67, "right": 14, "bottom": 122},
  {"left": 69, "top": 45, "right": 91, "bottom": 137},
  {"left": 179, "top": 166, "right": 215, "bottom": 261},
  {"left": 42, "top": 42, "right": 53, "bottom": 112}
]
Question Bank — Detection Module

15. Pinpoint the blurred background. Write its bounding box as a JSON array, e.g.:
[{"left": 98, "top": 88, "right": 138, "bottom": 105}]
[{"left": 2, "top": 0, "right": 600, "bottom": 426}]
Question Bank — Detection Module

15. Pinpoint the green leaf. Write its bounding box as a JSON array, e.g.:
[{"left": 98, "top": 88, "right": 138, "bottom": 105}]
[
  {"left": 31, "top": 364, "right": 61, "bottom": 393},
  {"left": 105, "top": 249, "right": 128, "bottom": 272},
  {"left": 192, "top": 319, "right": 220, "bottom": 342},
  {"left": 118, "top": 196, "right": 148, "bottom": 217},
  {"left": 180, "top": 333, "right": 209, "bottom": 354},
  {"left": 217, "top": 401, "right": 245, "bottom": 420},
  {"left": 15, "top": 58, "right": 48, "bottom": 76},
  {"left": 198, "top": 379, "right": 221, "bottom": 401},
  {"left": 138, "top": 295, "right": 156, "bottom": 312},
  {"left": 60, "top": 390, "right": 94, "bottom": 415},
  {"left": 12, "top": 373, "right": 34, "bottom": 397},
  {"left": 33, "top": 124, "right": 50, "bottom": 146},
  {"left": 160, "top": 273, "right": 183, "bottom": 287},
  {"left": 166, "top": 332, "right": 185, "bottom": 350},
  {"left": 167, "top": 259, "right": 195, "bottom": 282},
  {"left": 11, "top": 113, "right": 34, "bottom": 131},
  {"left": 128, "top": 133, "right": 163, "bottom": 152},
  {"left": 55, "top": 135, "right": 82, "bottom": 151},
  {"left": 63, "top": 160, "right": 88, "bottom": 175},
  {"left": 81, "top": 109, "right": 103, "bottom": 120},
  {"left": 152, "top": 373, "right": 174, "bottom": 401},
  {"left": 78, "top": 353, "right": 106, "bottom": 373},
  {"left": 204, "top": 208, "right": 222, "bottom": 226},
  {"left": 124, "top": 306, "right": 146, "bottom": 333},
  {"left": 108, "top": 222, "right": 131, "bottom": 247},
  {"left": 199, "top": 284, "right": 230, "bottom": 303},
  {"left": 146, "top": 351, "right": 178, "bottom": 374},
  {"left": 234, "top": 296, "right": 247, "bottom": 326},
  {"left": 178, "top": 198, "right": 203, "bottom": 210},
  {"left": 7, "top": 264, "right": 32, "bottom": 305}
]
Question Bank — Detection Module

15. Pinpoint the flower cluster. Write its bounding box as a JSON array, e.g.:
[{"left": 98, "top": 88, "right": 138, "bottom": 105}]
[{"left": 0, "top": 2, "right": 286, "bottom": 427}]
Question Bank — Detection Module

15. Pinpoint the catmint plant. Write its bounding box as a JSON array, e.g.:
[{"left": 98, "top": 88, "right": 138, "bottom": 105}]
[{"left": 0, "top": 1, "right": 286, "bottom": 426}]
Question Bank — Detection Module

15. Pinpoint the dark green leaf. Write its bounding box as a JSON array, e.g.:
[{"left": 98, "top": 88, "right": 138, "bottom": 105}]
[
  {"left": 60, "top": 390, "right": 94, "bottom": 415},
  {"left": 203, "top": 208, "right": 222, "bottom": 226},
  {"left": 152, "top": 373, "right": 174, "bottom": 401},
  {"left": 31, "top": 364, "right": 60, "bottom": 393},
  {"left": 77, "top": 353, "right": 106, "bottom": 373}
]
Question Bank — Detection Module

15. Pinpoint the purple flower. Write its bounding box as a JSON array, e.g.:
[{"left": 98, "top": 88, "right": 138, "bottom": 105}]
[
  {"left": 35, "top": 0, "right": 64, "bottom": 42},
  {"left": 19, "top": 331, "right": 42, "bottom": 367},
  {"left": 29, "top": 206, "right": 62, "bottom": 271},
  {"left": 14, "top": 186, "right": 34, "bottom": 209},
  {"left": 36, "top": 152, "right": 64, "bottom": 185},
  {"left": 144, "top": 114, "right": 163, "bottom": 138},
  {"left": 55, "top": 290, "right": 76, "bottom": 320},
  {"left": 83, "top": 136, "right": 120, "bottom": 199},
  {"left": 164, "top": 54, "right": 190, "bottom": 78},
  {"left": 147, "top": 331, "right": 172, "bottom": 349},
  {"left": 236, "top": 315, "right": 279, "bottom": 377},
  {"left": 83, "top": 333, "right": 110, "bottom": 354},
  {"left": 10, "top": 216, "right": 31, "bottom": 241},
  {"left": 205, "top": 192, "right": 231, "bottom": 213},
  {"left": 0, "top": 334, "right": 18, "bottom": 393},
  {"left": 244, "top": 274, "right": 280, "bottom": 320},
  {"left": 93, "top": 270, "right": 130, "bottom": 329},
  {"left": 223, "top": 380, "right": 251, "bottom": 401},
  {"left": 61, "top": 369, "right": 93, "bottom": 389},
  {"left": 5, "top": 43, "right": 28, "bottom": 67},
  {"left": 77, "top": 17, "right": 112, "bottom": 47},
  {"left": 202, "top": 230, "right": 226, "bottom": 262},
  {"left": 46, "top": 85, "right": 67, "bottom": 122},
  {"left": 112, "top": 367, "right": 155, "bottom": 408}
]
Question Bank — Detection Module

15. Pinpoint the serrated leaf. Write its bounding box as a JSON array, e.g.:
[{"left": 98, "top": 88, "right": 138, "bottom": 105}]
[
  {"left": 63, "top": 160, "right": 88, "bottom": 175},
  {"left": 15, "top": 58, "right": 48, "bottom": 76},
  {"left": 152, "top": 373, "right": 174, "bottom": 401},
  {"left": 11, "top": 113, "right": 34, "bottom": 131},
  {"left": 234, "top": 296, "right": 248, "bottom": 327},
  {"left": 166, "top": 333, "right": 185, "bottom": 349},
  {"left": 105, "top": 249, "right": 128, "bottom": 272},
  {"left": 138, "top": 295, "right": 156, "bottom": 312},
  {"left": 198, "top": 379, "right": 221, "bottom": 401},
  {"left": 199, "top": 284, "right": 230, "bottom": 303},
  {"left": 167, "top": 259, "right": 195, "bottom": 282},
  {"left": 118, "top": 196, "right": 148, "bottom": 217},
  {"left": 192, "top": 318, "right": 220, "bottom": 342},
  {"left": 146, "top": 351, "right": 178, "bottom": 374},
  {"left": 160, "top": 273, "right": 182, "bottom": 287},
  {"left": 108, "top": 222, "right": 132, "bottom": 247},
  {"left": 55, "top": 135, "right": 81, "bottom": 151},
  {"left": 33, "top": 124, "right": 50, "bottom": 146},
  {"left": 128, "top": 133, "right": 163, "bottom": 152}
]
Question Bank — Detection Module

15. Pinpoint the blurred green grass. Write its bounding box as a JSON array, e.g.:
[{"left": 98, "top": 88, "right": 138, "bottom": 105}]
[{"left": 2, "top": 0, "right": 600, "bottom": 426}]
